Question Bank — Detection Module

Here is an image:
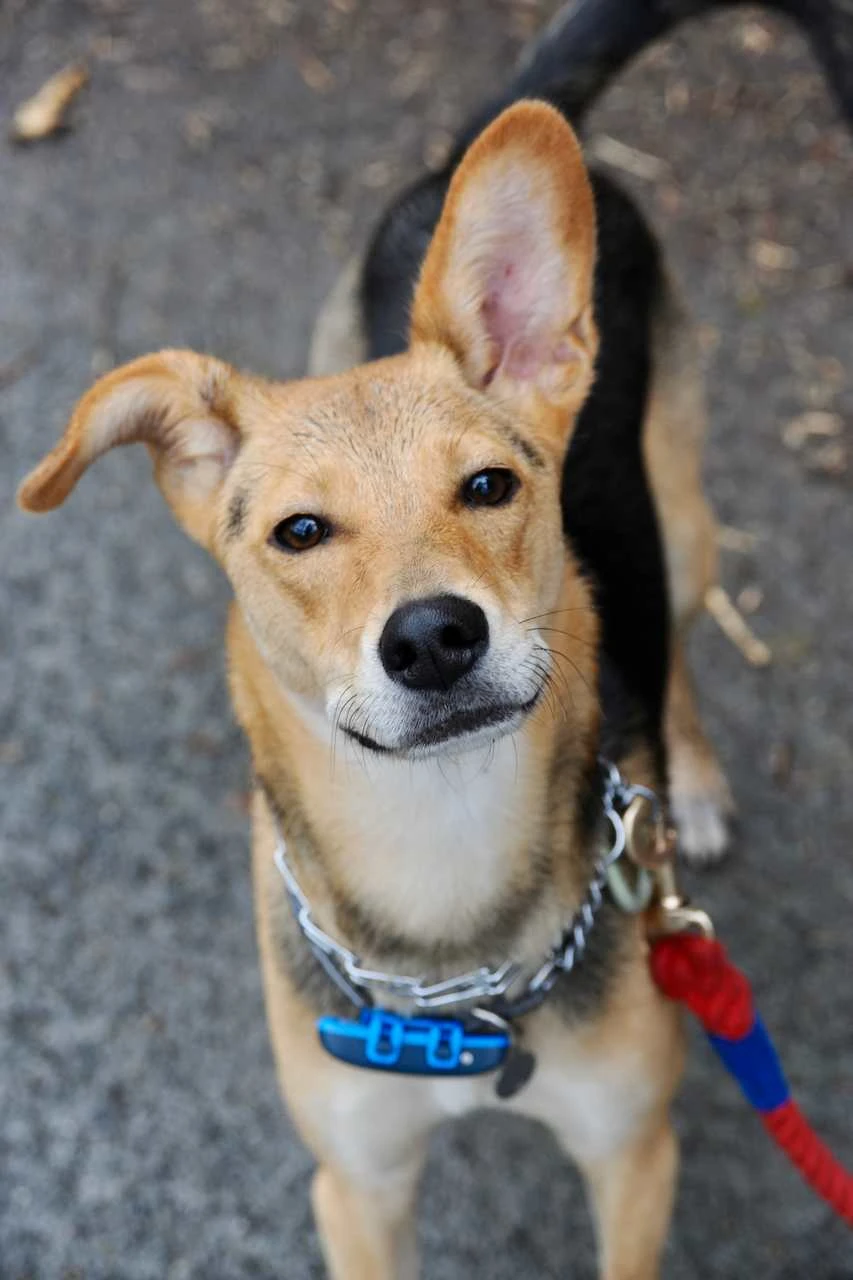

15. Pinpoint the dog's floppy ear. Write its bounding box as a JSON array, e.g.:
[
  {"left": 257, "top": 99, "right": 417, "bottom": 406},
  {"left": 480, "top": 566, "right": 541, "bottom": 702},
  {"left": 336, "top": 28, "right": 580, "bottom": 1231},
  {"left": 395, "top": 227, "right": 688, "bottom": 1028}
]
[
  {"left": 411, "top": 101, "right": 597, "bottom": 435},
  {"left": 17, "top": 349, "right": 238, "bottom": 547}
]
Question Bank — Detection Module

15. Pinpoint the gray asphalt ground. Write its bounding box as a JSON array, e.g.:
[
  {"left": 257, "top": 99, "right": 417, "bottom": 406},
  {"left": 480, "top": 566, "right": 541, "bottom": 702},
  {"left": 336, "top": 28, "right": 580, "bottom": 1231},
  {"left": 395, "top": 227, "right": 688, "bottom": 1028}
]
[{"left": 2, "top": 2, "right": 852, "bottom": 1277}]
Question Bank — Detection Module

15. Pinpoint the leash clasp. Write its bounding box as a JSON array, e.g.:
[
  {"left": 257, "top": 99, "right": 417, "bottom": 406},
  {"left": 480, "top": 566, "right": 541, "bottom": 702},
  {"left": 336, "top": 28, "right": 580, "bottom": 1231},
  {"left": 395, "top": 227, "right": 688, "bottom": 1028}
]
[
  {"left": 623, "top": 792, "right": 676, "bottom": 869},
  {"left": 648, "top": 862, "right": 715, "bottom": 941},
  {"left": 600, "top": 760, "right": 715, "bottom": 940},
  {"left": 622, "top": 794, "right": 714, "bottom": 936}
]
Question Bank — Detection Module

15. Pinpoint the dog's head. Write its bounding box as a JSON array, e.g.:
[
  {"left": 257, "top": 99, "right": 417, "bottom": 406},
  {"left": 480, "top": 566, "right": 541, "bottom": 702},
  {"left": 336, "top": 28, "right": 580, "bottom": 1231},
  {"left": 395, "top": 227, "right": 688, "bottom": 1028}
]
[{"left": 18, "top": 103, "right": 599, "bottom": 759}]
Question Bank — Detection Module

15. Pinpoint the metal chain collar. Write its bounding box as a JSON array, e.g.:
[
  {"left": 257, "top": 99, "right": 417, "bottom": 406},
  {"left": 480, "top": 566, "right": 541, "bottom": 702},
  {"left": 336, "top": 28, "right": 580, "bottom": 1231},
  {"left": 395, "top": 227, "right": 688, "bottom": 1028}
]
[{"left": 272, "top": 759, "right": 656, "bottom": 1018}]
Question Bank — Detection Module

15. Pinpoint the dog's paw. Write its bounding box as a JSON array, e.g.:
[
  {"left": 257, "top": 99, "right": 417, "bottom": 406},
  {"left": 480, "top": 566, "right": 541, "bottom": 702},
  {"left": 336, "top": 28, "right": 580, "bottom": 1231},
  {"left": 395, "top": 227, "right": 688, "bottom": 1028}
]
[
  {"left": 670, "top": 788, "right": 734, "bottom": 865},
  {"left": 667, "top": 725, "right": 735, "bottom": 866}
]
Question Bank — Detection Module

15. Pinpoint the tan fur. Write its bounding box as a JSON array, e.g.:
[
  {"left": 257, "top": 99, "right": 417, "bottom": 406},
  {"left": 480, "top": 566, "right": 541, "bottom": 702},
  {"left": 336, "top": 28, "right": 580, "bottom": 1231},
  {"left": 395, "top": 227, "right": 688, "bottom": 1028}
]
[{"left": 18, "top": 104, "right": 682, "bottom": 1278}]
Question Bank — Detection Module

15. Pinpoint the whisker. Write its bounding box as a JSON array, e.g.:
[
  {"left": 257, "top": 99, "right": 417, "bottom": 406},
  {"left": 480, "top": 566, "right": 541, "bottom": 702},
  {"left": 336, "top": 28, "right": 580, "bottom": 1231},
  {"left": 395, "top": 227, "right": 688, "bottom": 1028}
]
[
  {"left": 535, "top": 642, "right": 593, "bottom": 698},
  {"left": 338, "top": 608, "right": 386, "bottom": 644},
  {"left": 528, "top": 625, "right": 598, "bottom": 651},
  {"left": 526, "top": 655, "right": 563, "bottom": 723},
  {"left": 330, "top": 686, "right": 358, "bottom": 779},
  {"left": 529, "top": 648, "right": 571, "bottom": 704},
  {"left": 462, "top": 567, "right": 489, "bottom": 597},
  {"left": 543, "top": 670, "right": 569, "bottom": 724},
  {"left": 517, "top": 605, "right": 595, "bottom": 626},
  {"left": 526, "top": 644, "right": 576, "bottom": 724}
]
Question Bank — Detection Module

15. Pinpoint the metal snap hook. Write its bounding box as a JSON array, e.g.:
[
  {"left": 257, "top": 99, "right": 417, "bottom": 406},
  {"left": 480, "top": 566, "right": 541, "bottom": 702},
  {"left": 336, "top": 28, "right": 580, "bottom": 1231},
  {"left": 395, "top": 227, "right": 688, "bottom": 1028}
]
[{"left": 606, "top": 856, "right": 654, "bottom": 914}]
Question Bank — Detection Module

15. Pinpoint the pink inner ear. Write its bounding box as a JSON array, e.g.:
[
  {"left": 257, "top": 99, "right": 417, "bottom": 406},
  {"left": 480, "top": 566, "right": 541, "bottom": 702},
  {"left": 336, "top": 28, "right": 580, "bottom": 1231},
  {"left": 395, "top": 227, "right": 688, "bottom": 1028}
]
[{"left": 480, "top": 247, "right": 566, "bottom": 384}]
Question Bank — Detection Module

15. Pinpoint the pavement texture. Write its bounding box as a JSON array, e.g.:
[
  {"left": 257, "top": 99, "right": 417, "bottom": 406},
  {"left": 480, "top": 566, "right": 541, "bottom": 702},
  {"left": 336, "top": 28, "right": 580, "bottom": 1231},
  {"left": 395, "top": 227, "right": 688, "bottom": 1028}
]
[{"left": 2, "top": 2, "right": 852, "bottom": 1277}]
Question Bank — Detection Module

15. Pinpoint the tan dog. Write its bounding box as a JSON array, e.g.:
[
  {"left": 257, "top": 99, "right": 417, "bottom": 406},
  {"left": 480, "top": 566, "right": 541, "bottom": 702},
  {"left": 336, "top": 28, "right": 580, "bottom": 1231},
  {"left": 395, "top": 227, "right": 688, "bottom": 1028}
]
[{"left": 20, "top": 104, "right": 685, "bottom": 1278}]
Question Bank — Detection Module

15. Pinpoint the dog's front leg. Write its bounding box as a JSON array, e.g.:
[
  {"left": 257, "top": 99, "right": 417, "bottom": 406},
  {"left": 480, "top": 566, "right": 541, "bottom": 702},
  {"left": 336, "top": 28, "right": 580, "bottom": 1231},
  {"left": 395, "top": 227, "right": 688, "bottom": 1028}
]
[
  {"left": 579, "top": 1110, "right": 678, "bottom": 1280},
  {"left": 526, "top": 949, "right": 683, "bottom": 1279},
  {"left": 312, "top": 1157, "right": 423, "bottom": 1280},
  {"left": 251, "top": 807, "right": 429, "bottom": 1279}
]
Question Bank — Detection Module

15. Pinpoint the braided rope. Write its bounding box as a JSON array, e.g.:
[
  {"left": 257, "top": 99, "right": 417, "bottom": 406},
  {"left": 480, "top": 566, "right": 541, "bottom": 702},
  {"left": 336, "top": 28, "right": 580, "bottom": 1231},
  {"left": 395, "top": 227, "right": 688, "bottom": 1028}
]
[{"left": 650, "top": 933, "right": 853, "bottom": 1229}]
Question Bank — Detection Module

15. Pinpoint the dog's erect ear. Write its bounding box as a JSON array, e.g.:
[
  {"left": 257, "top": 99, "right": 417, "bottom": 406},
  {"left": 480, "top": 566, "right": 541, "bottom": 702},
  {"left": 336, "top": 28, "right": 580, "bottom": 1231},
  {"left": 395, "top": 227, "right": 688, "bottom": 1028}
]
[
  {"left": 17, "top": 349, "right": 238, "bottom": 546},
  {"left": 411, "top": 101, "right": 597, "bottom": 432}
]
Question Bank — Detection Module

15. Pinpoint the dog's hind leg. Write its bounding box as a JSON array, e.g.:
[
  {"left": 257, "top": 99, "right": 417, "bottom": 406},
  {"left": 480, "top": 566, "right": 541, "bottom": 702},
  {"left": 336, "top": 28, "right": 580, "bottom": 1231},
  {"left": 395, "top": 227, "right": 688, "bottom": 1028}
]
[
  {"left": 643, "top": 276, "right": 734, "bottom": 864},
  {"left": 664, "top": 636, "right": 734, "bottom": 864}
]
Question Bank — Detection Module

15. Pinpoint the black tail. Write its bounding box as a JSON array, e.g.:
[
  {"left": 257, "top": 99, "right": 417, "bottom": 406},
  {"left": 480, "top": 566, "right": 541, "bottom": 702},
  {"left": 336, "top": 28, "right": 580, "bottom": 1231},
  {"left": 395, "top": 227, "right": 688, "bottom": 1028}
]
[
  {"left": 362, "top": 0, "right": 852, "bottom": 361},
  {"left": 457, "top": 0, "right": 852, "bottom": 148}
]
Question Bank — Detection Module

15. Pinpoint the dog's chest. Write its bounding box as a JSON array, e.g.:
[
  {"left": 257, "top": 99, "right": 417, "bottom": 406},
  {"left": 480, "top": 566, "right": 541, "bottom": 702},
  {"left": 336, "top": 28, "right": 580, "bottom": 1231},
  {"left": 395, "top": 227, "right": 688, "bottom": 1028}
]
[{"left": 330, "top": 741, "right": 539, "bottom": 944}]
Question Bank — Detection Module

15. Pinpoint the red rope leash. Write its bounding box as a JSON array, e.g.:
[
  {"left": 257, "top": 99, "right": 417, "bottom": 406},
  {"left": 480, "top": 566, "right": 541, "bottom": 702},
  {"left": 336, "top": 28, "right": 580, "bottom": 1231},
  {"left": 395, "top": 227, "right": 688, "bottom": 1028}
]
[{"left": 650, "top": 933, "right": 853, "bottom": 1228}]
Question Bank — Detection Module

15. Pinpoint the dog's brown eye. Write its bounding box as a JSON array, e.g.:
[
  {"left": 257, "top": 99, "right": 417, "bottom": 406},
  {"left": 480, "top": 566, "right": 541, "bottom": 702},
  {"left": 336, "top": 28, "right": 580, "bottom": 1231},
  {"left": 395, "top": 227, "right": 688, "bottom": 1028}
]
[
  {"left": 462, "top": 467, "right": 519, "bottom": 508},
  {"left": 271, "top": 514, "right": 330, "bottom": 552}
]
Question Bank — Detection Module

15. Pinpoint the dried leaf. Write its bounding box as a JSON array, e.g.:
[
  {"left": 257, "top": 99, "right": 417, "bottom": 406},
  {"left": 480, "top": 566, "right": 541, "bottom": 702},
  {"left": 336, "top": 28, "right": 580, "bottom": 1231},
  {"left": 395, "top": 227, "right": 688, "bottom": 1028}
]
[
  {"left": 297, "top": 53, "right": 335, "bottom": 93},
  {"left": 11, "top": 64, "right": 89, "bottom": 143},
  {"left": 751, "top": 239, "right": 798, "bottom": 271},
  {"left": 423, "top": 130, "right": 452, "bottom": 170},
  {"left": 782, "top": 410, "right": 843, "bottom": 451},
  {"left": 740, "top": 20, "right": 774, "bottom": 54},
  {"left": 736, "top": 585, "right": 763, "bottom": 615}
]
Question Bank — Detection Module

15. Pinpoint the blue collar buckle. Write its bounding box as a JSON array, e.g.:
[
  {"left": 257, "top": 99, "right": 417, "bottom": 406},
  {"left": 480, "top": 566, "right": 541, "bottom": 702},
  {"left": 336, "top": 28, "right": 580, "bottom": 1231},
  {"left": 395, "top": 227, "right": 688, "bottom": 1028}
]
[{"left": 317, "top": 1008, "right": 511, "bottom": 1077}]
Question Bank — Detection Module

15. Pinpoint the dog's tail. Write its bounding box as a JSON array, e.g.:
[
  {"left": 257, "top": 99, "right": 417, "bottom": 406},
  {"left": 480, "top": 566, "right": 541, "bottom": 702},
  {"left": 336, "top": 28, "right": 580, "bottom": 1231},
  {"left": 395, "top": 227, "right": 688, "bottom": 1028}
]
[
  {"left": 361, "top": 0, "right": 852, "bottom": 359},
  {"left": 458, "top": 0, "right": 851, "bottom": 148}
]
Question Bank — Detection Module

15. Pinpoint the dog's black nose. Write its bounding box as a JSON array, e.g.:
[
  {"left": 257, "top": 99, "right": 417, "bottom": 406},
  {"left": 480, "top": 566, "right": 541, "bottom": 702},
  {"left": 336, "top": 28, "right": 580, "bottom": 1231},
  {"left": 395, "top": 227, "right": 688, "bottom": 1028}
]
[{"left": 379, "top": 595, "right": 489, "bottom": 691}]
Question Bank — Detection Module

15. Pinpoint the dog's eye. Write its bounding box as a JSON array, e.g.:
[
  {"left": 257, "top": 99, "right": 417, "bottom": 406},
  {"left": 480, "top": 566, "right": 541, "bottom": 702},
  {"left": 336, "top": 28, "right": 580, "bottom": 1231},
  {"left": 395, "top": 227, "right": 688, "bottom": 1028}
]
[
  {"left": 271, "top": 514, "right": 330, "bottom": 552},
  {"left": 462, "top": 468, "right": 519, "bottom": 509}
]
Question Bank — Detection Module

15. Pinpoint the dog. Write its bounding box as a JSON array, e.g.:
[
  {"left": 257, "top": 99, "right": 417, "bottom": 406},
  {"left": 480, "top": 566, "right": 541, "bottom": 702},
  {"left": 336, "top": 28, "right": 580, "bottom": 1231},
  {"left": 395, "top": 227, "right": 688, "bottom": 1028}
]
[{"left": 17, "top": 1, "right": 852, "bottom": 1275}]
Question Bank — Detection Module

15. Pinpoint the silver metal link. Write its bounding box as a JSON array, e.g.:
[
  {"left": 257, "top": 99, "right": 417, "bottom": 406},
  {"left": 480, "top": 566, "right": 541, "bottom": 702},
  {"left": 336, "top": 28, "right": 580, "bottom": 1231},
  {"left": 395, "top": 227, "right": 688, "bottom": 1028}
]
[
  {"left": 274, "top": 842, "right": 522, "bottom": 1010},
  {"left": 273, "top": 758, "right": 649, "bottom": 1016}
]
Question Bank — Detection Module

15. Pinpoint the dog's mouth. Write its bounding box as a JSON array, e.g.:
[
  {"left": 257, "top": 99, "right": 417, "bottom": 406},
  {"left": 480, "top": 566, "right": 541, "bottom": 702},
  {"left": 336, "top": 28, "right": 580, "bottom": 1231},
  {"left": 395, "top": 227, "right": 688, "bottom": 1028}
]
[{"left": 342, "top": 689, "right": 542, "bottom": 757}]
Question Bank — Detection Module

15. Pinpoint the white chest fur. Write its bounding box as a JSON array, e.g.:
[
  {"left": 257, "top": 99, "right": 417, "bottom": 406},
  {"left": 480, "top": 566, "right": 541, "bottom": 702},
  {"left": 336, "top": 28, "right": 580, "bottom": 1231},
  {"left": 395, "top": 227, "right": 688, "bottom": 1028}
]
[{"left": 322, "top": 735, "right": 537, "bottom": 946}]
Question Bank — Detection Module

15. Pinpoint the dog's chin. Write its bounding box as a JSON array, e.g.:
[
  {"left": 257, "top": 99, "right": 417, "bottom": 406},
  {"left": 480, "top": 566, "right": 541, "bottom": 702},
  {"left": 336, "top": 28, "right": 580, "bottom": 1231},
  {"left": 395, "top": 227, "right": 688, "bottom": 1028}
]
[{"left": 342, "top": 691, "right": 541, "bottom": 760}]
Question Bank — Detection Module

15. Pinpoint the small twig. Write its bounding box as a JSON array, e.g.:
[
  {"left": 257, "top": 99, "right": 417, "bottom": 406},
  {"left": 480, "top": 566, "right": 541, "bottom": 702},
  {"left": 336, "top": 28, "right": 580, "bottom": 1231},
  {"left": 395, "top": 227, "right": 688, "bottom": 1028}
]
[
  {"left": 705, "top": 585, "right": 772, "bottom": 667},
  {"left": 589, "top": 134, "right": 668, "bottom": 182}
]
